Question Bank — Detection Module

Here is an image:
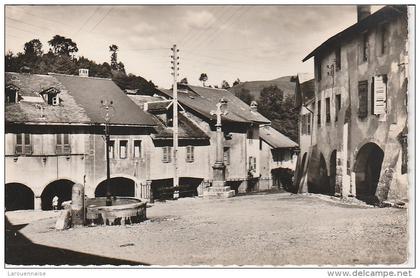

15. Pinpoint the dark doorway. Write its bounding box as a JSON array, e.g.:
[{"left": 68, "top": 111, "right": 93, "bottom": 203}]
[
  {"left": 5, "top": 183, "right": 34, "bottom": 211},
  {"left": 309, "top": 153, "right": 329, "bottom": 194},
  {"left": 95, "top": 177, "right": 135, "bottom": 197},
  {"left": 329, "top": 150, "right": 337, "bottom": 195},
  {"left": 354, "top": 143, "right": 384, "bottom": 203},
  {"left": 151, "top": 177, "right": 202, "bottom": 200},
  {"left": 41, "top": 179, "right": 75, "bottom": 210}
]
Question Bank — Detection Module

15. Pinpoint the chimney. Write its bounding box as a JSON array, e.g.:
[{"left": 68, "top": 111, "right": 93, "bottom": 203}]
[
  {"left": 79, "top": 68, "right": 89, "bottom": 77},
  {"left": 250, "top": 101, "right": 258, "bottom": 112},
  {"left": 357, "top": 5, "right": 371, "bottom": 22}
]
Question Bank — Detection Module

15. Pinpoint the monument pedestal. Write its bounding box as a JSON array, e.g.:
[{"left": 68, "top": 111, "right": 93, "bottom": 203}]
[
  {"left": 203, "top": 163, "right": 235, "bottom": 198},
  {"left": 203, "top": 185, "right": 235, "bottom": 198}
]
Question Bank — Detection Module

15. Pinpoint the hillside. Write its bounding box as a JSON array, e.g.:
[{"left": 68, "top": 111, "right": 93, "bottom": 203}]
[{"left": 228, "top": 76, "right": 296, "bottom": 100}]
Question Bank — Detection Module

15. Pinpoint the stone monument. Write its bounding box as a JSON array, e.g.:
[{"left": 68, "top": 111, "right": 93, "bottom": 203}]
[{"left": 203, "top": 98, "right": 235, "bottom": 198}]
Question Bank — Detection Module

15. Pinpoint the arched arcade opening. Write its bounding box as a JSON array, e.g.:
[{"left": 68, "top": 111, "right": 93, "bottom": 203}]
[
  {"left": 5, "top": 183, "right": 34, "bottom": 211},
  {"left": 354, "top": 143, "right": 384, "bottom": 203},
  {"left": 41, "top": 179, "right": 75, "bottom": 210},
  {"left": 95, "top": 177, "right": 135, "bottom": 197}
]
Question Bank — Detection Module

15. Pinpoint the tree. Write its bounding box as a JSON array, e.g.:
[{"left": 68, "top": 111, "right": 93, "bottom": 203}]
[
  {"left": 23, "top": 39, "right": 43, "bottom": 58},
  {"left": 221, "top": 80, "right": 230, "bottom": 89},
  {"left": 199, "top": 73, "right": 208, "bottom": 86},
  {"left": 48, "top": 35, "right": 78, "bottom": 57},
  {"left": 180, "top": 77, "right": 188, "bottom": 84},
  {"left": 235, "top": 88, "right": 254, "bottom": 105},
  {"left": 258, "top": 85, "right": 298, "bottom": 141},
  {"left": 232, "top": 78, "right": 241, "bottom": 87},
  {"left": 109, "top": 44, "right": 119, "bottom": 70}
]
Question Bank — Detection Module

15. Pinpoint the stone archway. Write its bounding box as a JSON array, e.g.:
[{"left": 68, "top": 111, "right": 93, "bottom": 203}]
[
  {"left": 329, "top": 150, "right": 337, "bottom": 195},
  {"left": 309, "top": 153, "right": 329, "bottom": 194},
  {"left": 5, "top": 183, "right": 34, "bottom": 211},
  {"left": 41, "top": 179, "right": 75, "bottom": 210},
  {"left": 354, "top": 143, "right": 384, "bottom": 203},
  {"left": 95, "top": 177, "right": 135, "bottom": 197}
]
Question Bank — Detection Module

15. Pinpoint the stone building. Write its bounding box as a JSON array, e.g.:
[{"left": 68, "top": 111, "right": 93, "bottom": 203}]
[
  {"left": 259, "top": 125, "right": 298, "bottom": 191},
  {"left": 296, "top": 5, "right": 409, "bottom": 203},
  {"left": 5, "top": 71, "right": 159, "bottom": 210},
  {"left": 155, "top": 84, "right": 292, "bottom": 194}
]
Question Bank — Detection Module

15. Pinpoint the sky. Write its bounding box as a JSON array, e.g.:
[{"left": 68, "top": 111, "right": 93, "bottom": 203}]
[{"left": 5, "top": 5, "right": 382, "bottom": 88}]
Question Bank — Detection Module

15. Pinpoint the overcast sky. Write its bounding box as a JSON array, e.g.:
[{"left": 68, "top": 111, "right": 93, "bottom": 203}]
[{"left": 5, "top": 5, "right": 382, "bottom": 88}]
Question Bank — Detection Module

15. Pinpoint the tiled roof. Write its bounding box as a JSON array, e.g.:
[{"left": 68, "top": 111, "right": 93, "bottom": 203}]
[
  {"left": 52, "top": 74, "right": 156, "bottom": 126},
  {"left": 157, "top": 84, "right": 270, "bottom": 124},
  {"left": 260, "top": 125, "right": 298, "bottom": 149},
  {"left": 128, "top": 95, "right": 209, "bottom": 141},
  {"left": 5, "top": 72, "right": 60, "bottom": 97},
  {"left": 5, "top": 72, "right": 157, "bottom": 127}
]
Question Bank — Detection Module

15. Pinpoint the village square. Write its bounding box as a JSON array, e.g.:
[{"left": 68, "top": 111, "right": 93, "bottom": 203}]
[{"left": 3, "top": 4, "right": 413, "bottom": 267}]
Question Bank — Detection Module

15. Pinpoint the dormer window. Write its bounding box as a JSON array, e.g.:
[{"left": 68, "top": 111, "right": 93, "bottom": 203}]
[
  {"left": 40, "top": 87, "right": 61, "bottom": 106},
  {"left": 6, "top": 84, "right": 20, "bottom": 104}
]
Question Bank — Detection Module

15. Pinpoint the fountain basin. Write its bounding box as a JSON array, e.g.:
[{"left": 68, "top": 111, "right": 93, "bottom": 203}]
[{"left": 86, "top": 197, "right": 147, "bottom": 226}]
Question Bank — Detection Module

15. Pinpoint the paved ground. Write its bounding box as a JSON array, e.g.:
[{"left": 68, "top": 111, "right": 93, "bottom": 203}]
[{"left": 5, "top": 193, "right": 408, "bottom": 266}]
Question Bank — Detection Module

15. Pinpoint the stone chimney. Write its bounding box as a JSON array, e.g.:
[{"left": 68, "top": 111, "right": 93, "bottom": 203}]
[
  {"left": 79, "top": 68, "right": 89, "bottom": 77},
  {"left": 250, "top": 101, "right": 258, "bottom": 112},
  {"left": 357, "top": 5, "right": 371, "bottom": 22}
]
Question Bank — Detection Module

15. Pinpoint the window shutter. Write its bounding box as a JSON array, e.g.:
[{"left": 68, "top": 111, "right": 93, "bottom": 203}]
[
  {"left": 162, "top": 147, "right": 167, "bottom": 162},
  {"left": 15, "top": 145, "right": 23, "bottom": 155},
  {"left": 358, "top": 81, "right": 368, "bottom": 118},
  {"left": 373, "top": 75, "right": 387, "bottom": 115}
]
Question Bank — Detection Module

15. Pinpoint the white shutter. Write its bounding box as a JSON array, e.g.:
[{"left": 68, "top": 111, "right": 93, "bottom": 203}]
[{"left": 373, "top": 75, "right": 387, "bottom": 115}]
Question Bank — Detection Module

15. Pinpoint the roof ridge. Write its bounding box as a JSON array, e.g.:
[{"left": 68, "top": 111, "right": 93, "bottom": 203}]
[{"left": 48, "top": 72, "right": 112, "bottom": 81}]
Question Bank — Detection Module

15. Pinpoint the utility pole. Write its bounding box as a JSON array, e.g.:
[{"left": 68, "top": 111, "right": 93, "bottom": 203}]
[
  {"left": 101, "top": 99, "right": 114, "bottom": 206},
  {"left": 171, "top": 44, "right": 179, "bottom": 199}
]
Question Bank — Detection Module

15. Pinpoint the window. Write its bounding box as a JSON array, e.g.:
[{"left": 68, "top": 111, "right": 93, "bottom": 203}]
[
  {"left": 380, "top": 24, "right": 388, "bottom": 55},
  {"left": 56, "top": 134, "right": 71, "bottom": 154},
  {"left": 307, "top": 113, "right": 311, "bottom": 134},
  {"left": 335, "top": 47, "right": 341, "bottom": 71},
  {"left": 133, "top": 140, "right": 141, "bottom": 158},
  {"left": 358, "top": 80, "right": 369, "bottom": 118},
  {"left": 162, "top": 146, "right": 172, "bottom": 163},
  {"left": 317, "top": 100, "right": 321, "bottom": 126},
  {"left": 186, "top": 146, "right": 194, "bottom": 163},
  {"left": 15, "top": 133, "right": 32, "bottom": 155},
  {"left": 301, "top": 114, "right": 306, "bottom": 134},
  {"left": 119, "top": 140, "right": 128, "bottom": 159},
  {"left": 108, "top": 140, "right": 115, "bottom": 159},
  {"left": 372, "top": 75, "right": 387, "bottom": 115},
  {"left": 325, "top": 98, "right": 331, "bottom": 123},
  {"left": 248, "top": 156, "right": 257, "bottom": 171},
  {"left": 335, "top": 94, "right": 341, "bottom": 122},
  {"left": 247, "top": 128, "right": 254, "bottom": 144},
  {"left": 223, "top": 147, "right": 230, "bottom": 165},
  {"left": 362, "top": 33, "right": 369, "bottom": 62}
]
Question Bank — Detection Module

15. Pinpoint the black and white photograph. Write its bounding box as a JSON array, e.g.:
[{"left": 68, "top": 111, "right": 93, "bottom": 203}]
[{"left": 2, "top": 1, "right": 416, "bottom": 274}]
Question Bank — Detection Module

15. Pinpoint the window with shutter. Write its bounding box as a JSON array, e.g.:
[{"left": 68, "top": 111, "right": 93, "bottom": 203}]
[
  {"left": 56, "top": 134, "right": 71, "bottom": 154},
  {"left": 307, "top": 114, "right": 311, "bottom": 134},
  {"left": 301, "top": 115, "right": 306, "bottom": 134},
  {"left": 325, "top": 97, "right": 331, "bottom": 123},
  {"left": 358, "top": 80, "right": 368, "bottom": 118},
  {"left": 335, "top": 94, "right": 341, "bottom": 122},
  {"left": 162, "top": 146, "right": 172, "bottom": 163},
  {"left": 317, "top": 100, "right": 321, "bottom": 126},
  {"left": 186, "top": 146, "right": 194, "bottom": 162},
  {"left": 223, "top": 147, "right": 230, "bottom": 165},
  {"left": 15, "top": 133, "right": 32, "bottom": 155},
  {"left": 119, "top": 140, "right": 128, "bottom": 159},
  {"left": 373, "top": 75, "right": 387, "bottom": 115},
  {"left": 133, "top": 140, "right": 141, "bottom": 158}
]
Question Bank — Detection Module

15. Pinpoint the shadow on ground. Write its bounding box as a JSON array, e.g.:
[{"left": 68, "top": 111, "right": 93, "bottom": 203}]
[{"left": 5, "top": 216, "right": 149, "bottom": 266}]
